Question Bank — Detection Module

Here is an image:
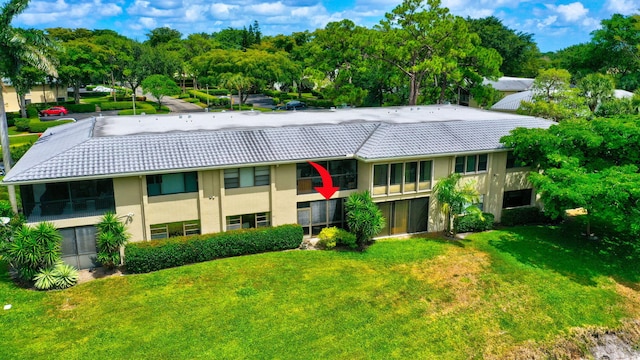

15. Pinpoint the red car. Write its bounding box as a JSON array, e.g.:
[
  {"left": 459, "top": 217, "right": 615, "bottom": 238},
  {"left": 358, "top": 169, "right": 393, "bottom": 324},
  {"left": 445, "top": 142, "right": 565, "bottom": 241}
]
[{"left": 40, "top": 106, "right": 69, "bottom": 116}]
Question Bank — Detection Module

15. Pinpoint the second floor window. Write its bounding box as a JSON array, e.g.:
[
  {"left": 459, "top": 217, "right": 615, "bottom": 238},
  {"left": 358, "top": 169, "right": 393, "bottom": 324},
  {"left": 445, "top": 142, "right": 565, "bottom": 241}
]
[
  {"left": 455, "top": 154, "right": 488, "bottom": 174},
  {"left": 224, "top": 166, "right": 270, "bottom": 189},
  {"left": 297, "top": 160, "right": 357, "bottom": 194},
  {"left": 147, "top": 172, "right": 198, "bottom": 196},
  {"left": 373, "top": 160, "right": 432, "bottom": 195}
]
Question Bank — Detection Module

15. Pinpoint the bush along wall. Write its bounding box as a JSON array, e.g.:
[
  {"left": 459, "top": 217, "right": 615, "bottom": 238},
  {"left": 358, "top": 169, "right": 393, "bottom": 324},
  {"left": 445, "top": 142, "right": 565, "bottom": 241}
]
[
  {"left": 454, "top": 212, "right": 495, "bottom": 233},
  {"left": 125, "top": 224, "right": 303, "bottom": 274},
  {"left": 500, "top": 206, "right": 551, "bottom": 226}
]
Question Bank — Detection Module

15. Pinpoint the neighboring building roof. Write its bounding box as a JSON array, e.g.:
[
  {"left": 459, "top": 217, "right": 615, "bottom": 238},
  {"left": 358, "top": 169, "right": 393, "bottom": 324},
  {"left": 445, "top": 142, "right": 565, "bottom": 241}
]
[
  {"left": 3, "top": 105, "right": 554, "bottom": 184},
  {"left": 490, "top": 90, "right": 534, "bottom": 111},
  {"left": 491, "top": 88, "right": 636, "bottom": 112},
  {"left": 483, "top": 77, "right": 534, "bottom": 92},
  {"left": 614, "top": 89, "right": 635, "bottom": 99}
]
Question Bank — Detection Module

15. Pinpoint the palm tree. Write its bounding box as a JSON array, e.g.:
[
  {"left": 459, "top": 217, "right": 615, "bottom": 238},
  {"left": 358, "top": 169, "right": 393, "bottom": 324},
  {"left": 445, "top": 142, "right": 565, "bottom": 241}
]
[
  {"left": 433, "top": 173, "right": 480, "bottom": 236},
  {"left": 0, "top": 0, "right": 59, "bottom": 212},
  {"left": 219, "top": 73, "right": 254, "bottom": 110}
]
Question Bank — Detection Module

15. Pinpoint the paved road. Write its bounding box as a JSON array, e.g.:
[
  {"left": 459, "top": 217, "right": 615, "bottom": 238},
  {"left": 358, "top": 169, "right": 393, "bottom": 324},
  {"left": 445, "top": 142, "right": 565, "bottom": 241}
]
[{"left": 159, "top": 95, "right": 205, "bottom": 113}]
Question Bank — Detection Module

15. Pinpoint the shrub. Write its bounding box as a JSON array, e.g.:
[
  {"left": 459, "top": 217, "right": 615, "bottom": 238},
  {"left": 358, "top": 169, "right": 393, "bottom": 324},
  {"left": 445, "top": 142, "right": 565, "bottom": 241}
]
[
  {"left": 454, "top": 212, "right": 494, "bottom": 233},
  {"left": 6, "top": 222, "right": 62, "bottom": 282},
  {"left": 346, "top": 191, "right": 385, "bottom": 251},
  {"left": 65, "top": 103, "right": 96, "bottom": 113},
  {"left": 306, "top": 99, "right": 334, "bottom": 108},
  {"left": 118, "top": 103, "right": 158, "bottom": 115},
  {"left": 96, "top": 212, "right": 130, "bottom": 270},
  {"left": 125, "top": 224, "right": 303, "bottom": 274},
  {"left": 34, "top": 261, "right": 79, "bottom": 290},
  {"left": 14, "top": 118, "right": 31, "bottom": 131},
  {"left": 28, "top": 120, "right": 74, "bottom": 133},
  {"left": 26, "top": 105, "right": 39, "bottom": 119},
  {"left": 500, "top": 206, "right": 550, "bottom": 226},
  {"left": 6, "top": 112, "right": 19, "bottom": 127},
  {"left": 317, "top": 227, "right": 357, "bottom": 250},
  {"left": 98, "top": 101, "right": 135, "bottom": 111}
]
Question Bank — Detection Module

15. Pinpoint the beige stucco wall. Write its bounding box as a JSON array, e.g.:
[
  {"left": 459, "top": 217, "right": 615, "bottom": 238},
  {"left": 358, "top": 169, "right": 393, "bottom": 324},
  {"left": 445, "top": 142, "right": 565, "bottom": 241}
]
[
  {"left": 38, "top": 150, "right": 536, "bottom": 241},
  {"left": 3, "top": 85, "right": 67, "bottom": 113}
]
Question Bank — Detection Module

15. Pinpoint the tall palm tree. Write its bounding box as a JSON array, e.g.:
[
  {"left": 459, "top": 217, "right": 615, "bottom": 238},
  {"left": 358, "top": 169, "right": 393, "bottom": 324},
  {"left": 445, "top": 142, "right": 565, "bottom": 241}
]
[{"left": 0, "top": 0, "right": 58, "bottom": 212}]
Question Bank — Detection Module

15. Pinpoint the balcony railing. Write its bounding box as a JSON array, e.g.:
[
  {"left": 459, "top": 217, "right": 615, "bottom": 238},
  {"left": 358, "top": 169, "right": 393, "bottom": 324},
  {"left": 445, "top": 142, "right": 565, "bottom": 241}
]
[{"left": 23, "top": 195, "right": 115, "bottom": 223}]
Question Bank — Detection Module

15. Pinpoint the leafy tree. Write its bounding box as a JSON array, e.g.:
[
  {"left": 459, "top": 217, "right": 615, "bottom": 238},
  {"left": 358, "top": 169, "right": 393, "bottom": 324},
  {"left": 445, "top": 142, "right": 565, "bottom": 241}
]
[
  {"left": 467, "top": 16, "right": 541, "bottom": 77},
  {"left": 577, "top": 73, "right": 615, "bottom": 112},
  {"left": 345, "top": 191, "right": 385, "bottom": 251},
  {"left": 219, "top": 73, "right": 253, "bottom": 109},
  {"left": 145, "top": 27, "right": 182, "bottom": 47},
  {"left": 57, "top": 38, "right": 111, "bottom": 104},
  {"left": 141, "top": 74, "right": 180, "bottom": 109},
  {"left": 96, "top": 212, "right": 130, "bottom": 270},
  {"left": 432, "top": 173, "right": 480, "bottom": 236},
  {"left": 591, "top": 14, "right": 640, "bottom": 90},
  {"left": 371, "top": 0, "right": 500, "bottom": 105},
  {"left": 501, "top": 116, "right": 640, "bottom": 254},
  {"left": 0, "top": 0, "right": 59, "bottom": 212},
  {"left": 518, "top": 68, "right": 589, "bottom": 121}
]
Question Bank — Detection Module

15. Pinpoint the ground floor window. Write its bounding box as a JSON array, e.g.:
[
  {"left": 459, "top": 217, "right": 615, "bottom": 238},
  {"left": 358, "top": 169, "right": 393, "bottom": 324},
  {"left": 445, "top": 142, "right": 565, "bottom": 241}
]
[
  {"left": 377, "top": 197, "right": 429, "bottom": 236},
  {"left": 59, "top": 226, "right": 97, "bottom": 270},
  {"left": 502, "top": 189, "right": 533, "bottom": 208},
  {"left": 297, "top": 198, "right": 345, "bottom": 236},
  {"left": 226, "top": 212, "right": 270, "bottom": 231},
  {"left": 150, "top": 220, "right": 201, "bottom": 239}
]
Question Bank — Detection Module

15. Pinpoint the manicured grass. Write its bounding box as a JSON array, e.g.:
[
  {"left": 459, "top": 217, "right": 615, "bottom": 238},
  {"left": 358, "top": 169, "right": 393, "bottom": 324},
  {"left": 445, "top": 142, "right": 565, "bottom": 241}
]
[
  {"left": 7, "top": 134, "right": 39, "bottom": 147},
  {"left": 1, "top": 226, "right": 638, "bottom": 359}
]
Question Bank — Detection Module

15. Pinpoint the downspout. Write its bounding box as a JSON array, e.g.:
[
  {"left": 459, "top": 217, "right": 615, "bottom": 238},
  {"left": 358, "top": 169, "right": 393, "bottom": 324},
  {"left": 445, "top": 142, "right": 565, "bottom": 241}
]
[{"left": 138, "top": 175, "right": 147, "bottom": 241}]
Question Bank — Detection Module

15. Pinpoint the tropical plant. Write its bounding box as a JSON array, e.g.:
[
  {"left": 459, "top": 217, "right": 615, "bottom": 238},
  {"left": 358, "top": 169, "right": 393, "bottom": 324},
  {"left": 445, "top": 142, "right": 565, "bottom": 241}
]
[
  {"left": 345, "top": 191, "right": 385, "bottom": 251},
  {"left": 33, "top": 261, "right": 79, "bottom": 290},
  {"left": 433, "top": 173, "right": 480, "bottom": 236},
  {"left": 96, "top": 212, "right": 130, "bottom": 270},
  {"left": 0, "top": 0, "right": 59, "bottom": 213},
  {"left": 6, "top": 221, "right": 62, "bottom": 282}
]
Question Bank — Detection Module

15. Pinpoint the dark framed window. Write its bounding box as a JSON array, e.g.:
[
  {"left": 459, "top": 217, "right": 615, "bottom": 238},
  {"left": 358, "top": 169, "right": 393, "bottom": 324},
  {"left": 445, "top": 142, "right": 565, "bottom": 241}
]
[
  {"left": 419, "top": 160, "right": 432, "bottom": 182},
  {"left": 373, "top": 164, "right": 388, "bottom": 186},
  {"left": 297, "top": 160, "right": 357, "bottom": 194},
  {"left": 389, "top": 163, "right": 403, "bottom": 185},
  {"left": 455, "top": 154, "right": 488, "bottom": 174},
  {"left": 297, "top": 199, "right": 345, "bottom": 236},
  {"left": 502, "top": 189, "right": 533, "bottom": 208},
  {"left": 224, "top": 166, "right": 270, "bottom": 189},
  {"left": 147, "top": 172, "right": 198, "bottom": 196}
]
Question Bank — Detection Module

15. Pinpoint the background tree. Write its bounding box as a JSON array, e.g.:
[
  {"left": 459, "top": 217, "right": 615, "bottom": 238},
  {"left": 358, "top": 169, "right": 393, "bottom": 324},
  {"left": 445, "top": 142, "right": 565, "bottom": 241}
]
[
  {"left": 141, "top": 74, "right": 180, "bottom": 109},
  {"left": 518, "top": 68, "right": 589, "bottom": 121},
  {"left": 145, "top": 27, "right": 182, "bottom": 47},
  {"left": 433, "top": 173, "right": 480, "bottom": 236},
  {"left": 591, "top": 14, "right": 640, "bottom": 90},
  {"left": 577, "top": 73, "right": 615, "bottom": 112},
  {"left": 467, "top": 16, "right": 541, "bottom": 77},
  {"left": 345, "top": 191, "right": 385, "bottom": 251},
  {"left": 371, "top": 0, "right": 499, "bottom": 105},
  {"left": 0, "top": 0, "right": 59, "bottom": 212}
]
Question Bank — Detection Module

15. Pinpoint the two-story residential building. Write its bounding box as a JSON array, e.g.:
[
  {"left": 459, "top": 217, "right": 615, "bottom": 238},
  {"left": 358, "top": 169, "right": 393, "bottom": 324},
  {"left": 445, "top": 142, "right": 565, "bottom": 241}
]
[{"left": 2, "top": 105, "right": 553, "bottom": 269}]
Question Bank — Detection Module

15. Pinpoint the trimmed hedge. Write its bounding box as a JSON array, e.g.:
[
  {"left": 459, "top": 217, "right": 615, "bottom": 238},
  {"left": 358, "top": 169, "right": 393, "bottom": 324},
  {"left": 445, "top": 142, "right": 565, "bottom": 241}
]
[
  {"left": 98, "top": 101, "right": 135, "bottom": 111},
  {"left": 500, "top": 206, "right": 550, "bottom": 226},
  {"left": 14, "top": 118, "right": 30, "bottom": 131},
  {"left": 306, "top": 99, "right": 334, "bottom": 108},
  {"left": 65, "top": 103, "right": 96, "bottom": 113},
  {"left": 125, "top": 224, "right": 303, "bottom": 273},
  {"left": 454, "top": 212, "right": 494, "bottom": 233},
  {"left": 187, "top": 90, "right": 231, "bottom": 107}
]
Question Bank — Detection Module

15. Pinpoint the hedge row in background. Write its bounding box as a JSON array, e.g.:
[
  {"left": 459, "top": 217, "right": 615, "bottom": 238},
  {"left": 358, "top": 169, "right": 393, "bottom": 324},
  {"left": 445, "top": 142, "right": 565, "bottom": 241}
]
[
  {"left": 187, "top": 90, "right": 231, "bottom": 107},
  {"left": 125, "top": 224, "right": 303, "bottom": 273},
  {"left": 65, "top": 103, "right": 96, "bottom": 113},
  {"left": 500, "top": 206, "right": 551, "bottom": 226},
  {"left": 454, "top": 212, "right": 495, "bottom": 233}
]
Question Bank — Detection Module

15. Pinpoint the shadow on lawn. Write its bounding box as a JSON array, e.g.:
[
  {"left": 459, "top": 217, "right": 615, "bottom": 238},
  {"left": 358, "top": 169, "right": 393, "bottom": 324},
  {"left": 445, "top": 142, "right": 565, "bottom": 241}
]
[{"left": 488, "top": 225, "right": 640, "bottom": 287}]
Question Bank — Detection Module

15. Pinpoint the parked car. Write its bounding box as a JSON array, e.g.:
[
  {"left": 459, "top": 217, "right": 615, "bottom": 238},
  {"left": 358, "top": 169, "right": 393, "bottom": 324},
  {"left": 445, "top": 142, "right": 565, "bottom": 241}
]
[
  {"left": 40, "top": 106, "right": 69, "bottom": 116},
  {"left": 285, "top": 100, "right": 307, "bottom": 110}
]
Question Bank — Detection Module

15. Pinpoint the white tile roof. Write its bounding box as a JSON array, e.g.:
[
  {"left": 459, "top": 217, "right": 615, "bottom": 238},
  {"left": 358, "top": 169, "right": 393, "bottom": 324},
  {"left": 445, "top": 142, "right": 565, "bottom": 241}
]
[
  {"left": 490, "top": 90, "right": 534, "bottom": 111},
  {"left": 483, "top": 77, "right": 534, "bottom": 92},
  {"left": 3, "top": 105, "right": 554, "bottom": 184}
]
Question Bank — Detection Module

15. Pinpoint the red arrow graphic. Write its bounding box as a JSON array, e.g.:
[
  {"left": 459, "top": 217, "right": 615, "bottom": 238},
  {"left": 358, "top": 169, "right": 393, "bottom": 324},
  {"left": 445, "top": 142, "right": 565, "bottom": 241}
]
[{"left": 308, "top": 161, "right": 339, "bottom": 200}]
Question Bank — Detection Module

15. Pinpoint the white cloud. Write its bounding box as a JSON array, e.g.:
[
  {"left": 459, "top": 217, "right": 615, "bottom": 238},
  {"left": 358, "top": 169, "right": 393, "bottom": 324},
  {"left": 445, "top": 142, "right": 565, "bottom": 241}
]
[
  {"left": 605, "top": 0, "right": 638, "bottom": 15},
  {"left": 537, "top": 15, "right": 558, "bottom": 29},
  {"left": 127, "top": 0, "right": 177, "bottom": 17},
  {"left": 553, "top": 2, "right": 589, "bottom": 22},
  {"left": 139, "top": 17, "right": 157, "bottom": 29},
  {"left": 247, "top": 2, "right": 287, "bottom": 16},
  {"left": 15, "top": 0, "right": 122, "bottom": 26}
]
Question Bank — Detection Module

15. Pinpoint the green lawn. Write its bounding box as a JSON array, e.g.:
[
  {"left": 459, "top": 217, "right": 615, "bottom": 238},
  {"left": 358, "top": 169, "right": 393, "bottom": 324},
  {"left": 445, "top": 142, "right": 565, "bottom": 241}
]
[{"left": 1, "top": 226, "right": 638, "bottom": 359}]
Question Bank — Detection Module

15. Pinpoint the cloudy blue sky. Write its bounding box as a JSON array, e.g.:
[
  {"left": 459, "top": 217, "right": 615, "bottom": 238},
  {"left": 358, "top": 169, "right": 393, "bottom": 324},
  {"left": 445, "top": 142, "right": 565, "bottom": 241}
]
[{"left": 10, "top": 0, "right": 639, "bottom": 52}]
